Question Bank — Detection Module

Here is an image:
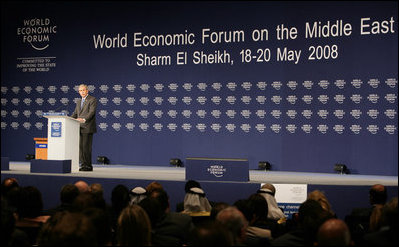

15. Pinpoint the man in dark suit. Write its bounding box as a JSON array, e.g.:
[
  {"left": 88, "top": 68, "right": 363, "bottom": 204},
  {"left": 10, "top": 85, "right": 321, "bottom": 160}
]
[
  {"left": 345, "top": 184, "right": 388, "bottom": 245},
  {"left": 71, "top": 84, "right": 97, "bottom": 171},
  {"left": 139, "top": 188, "right": 195, "bottom": 246}
]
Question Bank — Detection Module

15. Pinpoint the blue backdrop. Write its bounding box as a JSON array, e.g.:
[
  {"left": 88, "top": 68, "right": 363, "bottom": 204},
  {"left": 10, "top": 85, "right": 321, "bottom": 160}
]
[{"left": 1, "top": 1, "right": 398, "bottom": 175}]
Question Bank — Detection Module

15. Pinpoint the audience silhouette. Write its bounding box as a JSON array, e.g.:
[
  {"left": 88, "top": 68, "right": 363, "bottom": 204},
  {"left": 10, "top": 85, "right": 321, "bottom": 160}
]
[
  {"left": 345, "top": 184, "right": 388, "bottom": 245},
  {"left": 1, "top": 177, "right": 396, "bottom": 247}
]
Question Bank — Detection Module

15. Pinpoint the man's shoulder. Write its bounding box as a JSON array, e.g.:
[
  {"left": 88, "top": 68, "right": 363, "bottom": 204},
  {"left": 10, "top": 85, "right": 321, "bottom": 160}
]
[{"left": 87, "top": 95, "right": 97, "bottom": 101}]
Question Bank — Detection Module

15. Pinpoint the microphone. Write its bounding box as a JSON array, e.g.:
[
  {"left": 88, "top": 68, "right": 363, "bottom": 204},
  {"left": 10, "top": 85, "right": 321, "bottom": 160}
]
[
  {"left": 53, "top": 104, "right": 66, "bottom": 112},
  {"left": 50, "top": 99, "right": 70, "bottom": 115}
]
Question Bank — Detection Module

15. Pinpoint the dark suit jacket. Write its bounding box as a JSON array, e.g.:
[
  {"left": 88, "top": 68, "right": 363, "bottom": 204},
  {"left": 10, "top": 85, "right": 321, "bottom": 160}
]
[
  {"left": 71, "top": 94, "right": 97, "bottom": 133},
  {"left": 152, "top": 212, "right": 195, "bottom": 246}
]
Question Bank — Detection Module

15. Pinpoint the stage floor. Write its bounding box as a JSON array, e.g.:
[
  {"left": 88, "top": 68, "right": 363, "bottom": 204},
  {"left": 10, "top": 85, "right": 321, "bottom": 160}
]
[{"left": 2, "top": 161, "right": 397, "bottom": 186}]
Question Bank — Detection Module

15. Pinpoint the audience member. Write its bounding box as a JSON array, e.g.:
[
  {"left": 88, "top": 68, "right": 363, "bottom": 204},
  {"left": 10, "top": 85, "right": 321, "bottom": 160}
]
[
  {"left": 108, "top": 184, "right": 130, "bottom": 244},
  {"left": 345, "top": 184, "right": 388, "bottom": 244},
  {"left": 110, "top": 184, "right": 130, "bottom": 212},
  {"left": 361, "top": 197, "right": 398, "bottom": 246},
  {"left": 271, "top": 199, "right": 332, "bottom": 246},
  {"left": 14, "top": 186, "right": 51, "bottom": 245},
  {"left": 233, "top": 199, "right": 252, "bottom": 224},
  {"left": 210, "top": 202, "right": 229, "bottom": 220},
  {"left": 83, "top": 207, "right": 113, "bottom": 246},
  {"left": 1, "top": 197, "right": 30, "bottom": 246},
  {"left": 369, "top": 204, "right": 384, "bottom": 232},
  {"left": 146, "top": 181, "right": 164, "bottom": 195},
  {"left": 89, "top": 183, "right": 104, "bottom": 198},
  {"left": 46, "top": 184, "right": 79, "bottom": 215},
  {"left": 246, "top": 194, "right": 274, "bottom": 239},
  {"left": 73, "top": 191, "right": 106, "bottom": 211},
  {"left": 139, "top": 196, "right": 164, "bottom": 228},
  {"left": 37, "top": 211, "right": 97, "bottom": 246},
  {"left": 216, "top": 206, "right": 249, "bottom": 246},
  {"left": 74, "top": 180, "right": 90, "bottom": 193},
  {"left": 129, "top": 186, "right": 147, "bottom": 205},
  {"left": 117, "top": 204, "right": 152, "bottom": 246},
  {"left": 1, "top": 177, "right": 19, "bottom": 198},
  {"left": 307, "top": 190, "right": 336, "bottom": 217},
  {"left": 188, "top": 221, "right": 234, "bottom": 246},
  {"left": 176, "top": 180, "right": 202, "bottom": 212},
  {"left": 316, "top": 218, "right": 353, "bottom": 246},
  {"left": 262, "top": 183, "right": 276, "bottom": 196},
  {"left": 4, "top": 186, "right": 22, "bottom": 213},
  {"left": 182, "top": 187, "right": 212, "bottom": 215},
  {"left": 369, "top": 184, "right": 388, "bottom": 205},
  {"left": 258, "top": 183, "right": 286, "bottom": 222},
  {"left": 142, "top": 188, "right": 195, "bottom": 246},
  {"left": 234, "top": 196, "right": 272, "bottom": 246}
]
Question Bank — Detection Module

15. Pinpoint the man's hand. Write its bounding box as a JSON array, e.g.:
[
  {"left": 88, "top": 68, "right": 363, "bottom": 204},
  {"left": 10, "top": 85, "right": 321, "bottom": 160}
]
[{"left": 77, "top": 118, "right": 86, "bottom": 123}]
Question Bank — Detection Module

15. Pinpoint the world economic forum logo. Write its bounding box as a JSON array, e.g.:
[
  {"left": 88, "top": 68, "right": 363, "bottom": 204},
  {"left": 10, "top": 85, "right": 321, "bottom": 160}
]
[
  {"left": 271, "top": 81, "right": 282, "bottom": 90},
  {"left": 257, "top": 81, "right": 267, "bottom": 90},
  {"left": 334, "top": 79, "right": 346, "bottom": 89},
  {"left": 168, "top": 97, "right": 178, "bottom": 105},
  {"left": 168, "top": 83, "right": 178, "bottom": 91},
  {"left": 126, "top": 123, "right": 135, "bottom": 131},
  {"left": 211, "top": 123, "right": 222, "bottom": 132},
  {"left": 241, "top": 82, "right": 252, "bottom": 91},
  {"left": 303, "top": 80, "right": 314, "bottom": 89},
  {"left": 167, "top": 123, "right": 177, "bottom": 131},
  {"left": 207, "top": 165, "right": 226, "bottom": 178},
  {"left": 197, "top": 82, "right": 207, "bottom": 91},
  {"left": 318, "top": 80, "right": 329, "bottom": 89},
  {"left": 17, "top": 18, "right": 57, "bottom": 50},
  {"left": 287, "top": 81, "right": 297, "bottom": 90},
  {"left": 99, "top": 123, "right": 108, "bottom": 131},
  {"left": 154, "top": 83, "right": 164, "bottom": 92},
  {"left": 212, "top": 82, "right": 222, "bottom": 91}
]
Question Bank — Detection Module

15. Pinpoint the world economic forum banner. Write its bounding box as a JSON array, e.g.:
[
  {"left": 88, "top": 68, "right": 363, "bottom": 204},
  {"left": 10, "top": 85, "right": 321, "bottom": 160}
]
[{"left": 1, "top": 2, "right": 397, "bottom": 175}]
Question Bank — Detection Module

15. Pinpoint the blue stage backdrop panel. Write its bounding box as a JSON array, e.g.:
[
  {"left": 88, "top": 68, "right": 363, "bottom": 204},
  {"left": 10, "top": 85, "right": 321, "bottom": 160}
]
[{"left": 1, "top": 2, "right": 398, "bottom": 175}]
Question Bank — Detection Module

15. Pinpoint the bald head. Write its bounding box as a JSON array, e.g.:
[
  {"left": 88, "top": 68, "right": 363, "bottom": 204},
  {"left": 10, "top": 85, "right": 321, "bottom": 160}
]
[
  {"left": 369, "top": 184, "right": 387, "bottom": 205},
  {"left": 74, "top": 180, "right": 89, "bottom": 193},
  {"left": 317, "top": 218, "right": 351, "bottom": 246},
  {"left": 371, "top": 184, "right": 385, "bottom": 192},
  {"left": 216, "top": 206, "right": 248, "bottom": 244}
]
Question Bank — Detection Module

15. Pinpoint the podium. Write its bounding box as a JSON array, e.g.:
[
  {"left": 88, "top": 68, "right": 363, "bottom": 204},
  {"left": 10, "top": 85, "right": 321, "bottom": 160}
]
[{"left": 43, "top": 113, "right": 80, "bottom": 172}]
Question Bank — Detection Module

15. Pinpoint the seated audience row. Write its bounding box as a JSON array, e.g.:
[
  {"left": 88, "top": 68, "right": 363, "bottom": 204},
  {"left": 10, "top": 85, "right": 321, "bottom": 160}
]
[{"left": 1, "top": 177, "right": 397, "bottom": 246}]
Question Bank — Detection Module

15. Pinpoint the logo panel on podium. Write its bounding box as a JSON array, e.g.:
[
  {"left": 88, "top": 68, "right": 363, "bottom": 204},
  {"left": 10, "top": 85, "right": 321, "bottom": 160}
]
[{"left": 51, "top": 122, "right": 62, "bottom": 137}]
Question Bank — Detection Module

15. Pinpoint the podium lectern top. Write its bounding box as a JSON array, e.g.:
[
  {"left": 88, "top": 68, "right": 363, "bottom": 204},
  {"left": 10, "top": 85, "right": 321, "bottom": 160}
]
[{"left": 43, "top": 112, "right": 66, "bottom": 116}]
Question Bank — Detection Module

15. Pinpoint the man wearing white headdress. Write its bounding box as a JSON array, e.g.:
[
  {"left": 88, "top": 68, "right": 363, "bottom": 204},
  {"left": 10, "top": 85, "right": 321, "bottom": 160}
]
[
  {"left": 129, "top": 186, "right": 147, "bottom": 205},
  {"left": 257, "top": 183, "right": 286, "bottom": 221},
  {"left": 183, "top": 187, "right": 212, "bottom": 213}
]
